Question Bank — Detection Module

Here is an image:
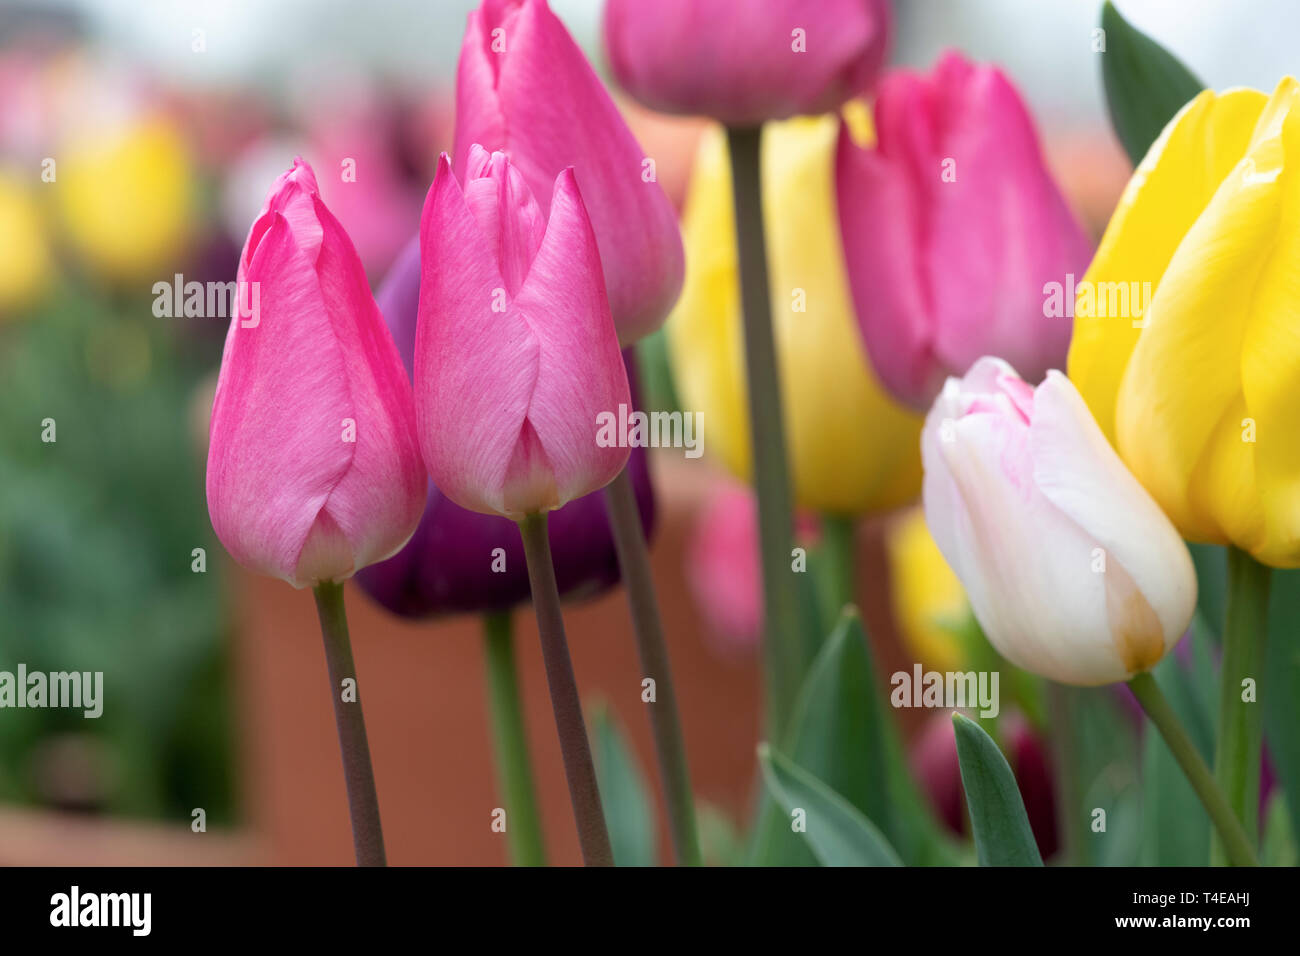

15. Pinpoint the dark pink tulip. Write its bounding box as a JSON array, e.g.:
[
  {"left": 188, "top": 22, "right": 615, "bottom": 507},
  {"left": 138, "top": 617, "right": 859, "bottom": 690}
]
[
  {"left": 356, "top": 237, "right": 656, "bottom": 618},
  {"left": 604, "top": 0, "right": 892, "bottom": 127},
  {"left": 415, "top": 146, "right": 631, "bottom": 518},
  {"left": 454, "top": 0, "right": 683, "bottom": 343},
  {"left": 836, "top": 51, "right": 1092, "bottom": 409},
  {"left": 206, "top": 159, "right": 425, "bottom": 589}
]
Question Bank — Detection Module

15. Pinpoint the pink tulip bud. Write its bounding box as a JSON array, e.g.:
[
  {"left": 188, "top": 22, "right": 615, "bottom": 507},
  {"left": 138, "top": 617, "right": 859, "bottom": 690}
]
[
  {"left": 206, "top": 158, "right": 426, "bottom": 589},
  {"left": 415, "top": 147, "right": 631, "bottom": 519},
  {"left": 921, "top": 357, "right": 1196, "bottom": 686},
  {"left": 604, "top": 0, "right": 891, "bottom": 127},
  {"left": 455, "top": 0, "right": 683, "bottom": 343},
  {"left": 837, "top": 51, "right": 1092, "bottom": 409}
]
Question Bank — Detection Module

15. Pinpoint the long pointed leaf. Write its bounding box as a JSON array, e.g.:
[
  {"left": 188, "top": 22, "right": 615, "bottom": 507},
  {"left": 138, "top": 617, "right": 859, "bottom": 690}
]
[{"left": 953, "top": 713, "right": 1043, "bottom": 866}]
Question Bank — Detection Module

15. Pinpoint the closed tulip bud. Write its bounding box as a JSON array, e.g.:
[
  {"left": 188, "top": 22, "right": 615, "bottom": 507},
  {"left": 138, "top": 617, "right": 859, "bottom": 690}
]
[
  {"left": 837, "top": 51, "right": 1092, "bottom": 409},
  {"left": 416, "top": 147, "right": 631, "bottom": 519},
  {"left": 455, "top": 0, "right": 683, "bottom": 342},
  {"left": 1068, "top": 78, "right": 1300, "bottom": 567},
  {"left": 603, "top": 0, "right": 891, "bottom": 128},
  {"left": 668, "top": 113, "right": 922, "bottom": 515},
  {"left": 921, "top": 357, "right": 1196, "bottom": 686},
  {"left": 206, "top": 159, "right": 425, "bottom": 589},
  {"left": 356, "top": 238, "right": 656, "bottom": 617}
]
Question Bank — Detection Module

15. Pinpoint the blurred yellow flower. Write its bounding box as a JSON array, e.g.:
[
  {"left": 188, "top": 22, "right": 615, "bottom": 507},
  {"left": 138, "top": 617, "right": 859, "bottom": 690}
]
[
  {"left": 666, "top": 110, "right": 922, "bottom": 515},
  {"left": 887, "top": 507, "right": 968, "bottom": 674},
  {"left": 0, "top": 169, "right": 54, "bottom": 315},
  {"left": 1068, "top": 78, "right": 1300, "bottom": 567},
  {"left": 56, "top": 115, "right": 195, "bottom": 282}
]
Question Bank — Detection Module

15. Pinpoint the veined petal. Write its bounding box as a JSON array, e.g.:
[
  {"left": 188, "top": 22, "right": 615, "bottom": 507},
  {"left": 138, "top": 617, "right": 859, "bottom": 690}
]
[
  {"left": 514, "top": 168, "right": 631, "bottom": 508},
  {"left": 415, "top": 155, "right": 538, "bottom": 516}
]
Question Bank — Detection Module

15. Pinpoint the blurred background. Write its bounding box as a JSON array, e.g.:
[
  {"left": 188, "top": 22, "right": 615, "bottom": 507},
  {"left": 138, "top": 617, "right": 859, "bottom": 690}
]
[{"left": 1, "top": 0, "right": 1297, "bottom": 864}]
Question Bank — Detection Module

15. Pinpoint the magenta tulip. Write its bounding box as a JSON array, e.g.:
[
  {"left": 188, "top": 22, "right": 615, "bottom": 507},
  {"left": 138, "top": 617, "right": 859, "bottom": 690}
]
[
  {"left": 454, "top": 0, "right": 683, "bottom": 343},
  {"left": 836, "top": 51, "right": 1092, "bottom": 409},
  {"left": 415, "top": 146, "right": 631, "bottom": 518},
  {"left": 604, "top": 0, "right": 892, "bottom": 127},
  {"left": 206, "top": 158, "right": 425, "bottom": 589}
]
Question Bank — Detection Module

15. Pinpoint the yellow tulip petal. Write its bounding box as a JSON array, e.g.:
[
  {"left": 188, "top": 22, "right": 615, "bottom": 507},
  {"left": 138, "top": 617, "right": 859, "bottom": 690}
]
[
  {"left": 667, "top": 114, "right": 923, "bottom": 515},
  {"left": 887, "top": 508, "right": 968, "bottom": 673},
  {"left": 0, "top": 171, "right": 53, "bottom": 314},
  {"left": 1068, "top": 87, "right": 1267, "bottom": 443},
  {"left": 1117, "top": 80, "right": 1295, "bottom": 552}
]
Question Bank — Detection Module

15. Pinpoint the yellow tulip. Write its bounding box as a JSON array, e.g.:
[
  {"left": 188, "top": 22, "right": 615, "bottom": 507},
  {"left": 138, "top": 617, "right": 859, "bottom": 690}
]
[
  {"left": 666, "top": 111, "right": 923, "bottom": 515},
  {"left": 1068, "top": 77, "right": 1300, "bottom": 567},
  {"left": 886, "top": 507, "right": 968, "bottom": 674},
  {"left": 56, "top": 115, "right": 195, "bottom": 282},
  {"left": 0, "top": 169, "right": 54, "bottom": 315}
]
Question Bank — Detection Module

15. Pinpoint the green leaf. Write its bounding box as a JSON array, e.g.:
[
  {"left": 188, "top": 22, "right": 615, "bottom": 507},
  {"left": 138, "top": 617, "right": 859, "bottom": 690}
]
[
  {"left": 1262, "top": 791, "right": 1298, "bottom": 867},
  {"left": 750, "top": 607, "right": 960, "bottom": 865},
  {"left": 1189, "top": 543, "right": 1228, "bottom": 638},
  {"left": 1099, "top": 0, "right": 1205, "bottom": 165},
  {"left": 591, "top": 705, "right": 657, "bottom": 867},
  {"left": 952, "top": 713, "right": 1043, "bottom": 866},
  {"left": 758, "top": 745, "right": 901, "bottom": 866}
]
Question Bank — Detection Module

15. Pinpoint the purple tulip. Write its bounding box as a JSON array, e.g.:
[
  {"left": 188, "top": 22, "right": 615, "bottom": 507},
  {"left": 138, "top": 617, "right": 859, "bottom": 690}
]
[{"left": 355, "top": 237, "right": 655, "bottom": 617}]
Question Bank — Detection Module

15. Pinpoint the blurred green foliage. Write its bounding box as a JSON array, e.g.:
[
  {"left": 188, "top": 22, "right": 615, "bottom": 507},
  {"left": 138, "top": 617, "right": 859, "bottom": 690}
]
[{"left": 0, "top": 286, "right": 237, "bottom": 825}]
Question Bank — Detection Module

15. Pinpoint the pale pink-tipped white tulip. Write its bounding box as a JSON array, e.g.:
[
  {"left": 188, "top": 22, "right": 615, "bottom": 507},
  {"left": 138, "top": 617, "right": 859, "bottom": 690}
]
[
  {"left": 454, "top": 0, "right": 684, "bottom": 343},
  {"left": 415, "top": 146, "right": 631, "bottom": 519},
  {"left": 837, "top": 51, "right": 1092, "bottom": 409},
  {"left": 921, "top": 358, "right": 1196, "bottom": 686},
  {"left": 206, "top": 158, "right": 426, "bottom": 589},
  {"left": 604, "top": 0, "right": 892, "bottom": 127}
]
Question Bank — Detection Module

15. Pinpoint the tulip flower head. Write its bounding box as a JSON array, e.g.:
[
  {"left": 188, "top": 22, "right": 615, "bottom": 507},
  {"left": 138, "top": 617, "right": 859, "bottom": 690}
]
[
  {"left": 921, "top": 358, "right": 1196, "bottom": 686},
  {"left": 415, "top": 146, "right": 631, "bottom": 520},
  {"left": 1069, "top": 77, "right": 1300, "bottom": 567},
  {"left": 455, "top": 0, "right": 683, "bottom": 342},
  {"left": 603, "top": 0, "right": 892, "bottom": 127},
  {"left": 206, "top": 159, "right": 426, "bottom": 589},
  {"left": 837, "top": 51, "right": 1092, "bottom": 409},
  {"left": 356, "top": 238, "right": 656, "bottom": 618}
]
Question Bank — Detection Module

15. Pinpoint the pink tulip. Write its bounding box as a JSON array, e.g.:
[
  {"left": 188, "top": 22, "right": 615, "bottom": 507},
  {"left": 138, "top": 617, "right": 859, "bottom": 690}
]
[
  {"left": 206, "top": 159, "right": 426, "bottom": 589},
  {"left": 837, "top": 51, "right": 1092, "bottom": 409},
  {"left": 415, "top": 146, "right": 631, "bottom": 518},
  {"left": 454, "top": 0, "right": 683, "bottom": 343},
  {"left": 921, "top": 357, "right": 1196, "bottom": 686},
  {"left": 604, "top": 0, "right": 892, "bottom": 127}
]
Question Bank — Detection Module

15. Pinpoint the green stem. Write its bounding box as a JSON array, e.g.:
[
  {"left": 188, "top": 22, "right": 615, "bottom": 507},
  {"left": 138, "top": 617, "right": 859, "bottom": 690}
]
[
  {"left": 1045, "top": 684, "right": 1083, "bottom": 865},
  {"left": 1211, "top": 546, "right": 1271, "bottom": 864},
  {"left": 311, "top": 581, "right": 386, "bottom": 867},
  {"left": 726, "top": 124, "right": 802, "bottom": 739},
  {"left": 482, "top": 610, "right": 547, "bottom": 866},
  {"left": 820, "top": 514, "right": 857, "bottom": 622},
  {"left": 517, "top": 513, "right": 614, "bottom": 866},
  {"left": 1128, "top": 671, "right": 1257, "bottom": 866},
  {"left": 603, "top": 464, "right": 701, "bottom": 865}
]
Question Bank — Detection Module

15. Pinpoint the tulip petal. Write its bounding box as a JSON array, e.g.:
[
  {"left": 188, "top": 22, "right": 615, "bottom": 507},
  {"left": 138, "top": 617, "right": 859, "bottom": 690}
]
[
  {"left": 513, "top": 169, "right": 632, "bottom": 507},
  {"left": 415, "top": 156, "right": 538, "bottom": 516},
  {"left": 1031, "top": 372, "right": 1195, "bottom": 667},
  {"left": 455, "top": 0, "right": 684, "bottom": 340},
  {"left": 1068, "top": 87, "right": 1268, "bottom": 443},
  {"left": 1115, "top": 91, "right": 1288, "bottom": 547}
]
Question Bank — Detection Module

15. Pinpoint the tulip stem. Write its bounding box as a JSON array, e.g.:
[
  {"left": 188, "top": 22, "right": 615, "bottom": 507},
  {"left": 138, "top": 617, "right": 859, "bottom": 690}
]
[
  {"left": 482, "top": 610, "right": 548, "bottom": 867},
  {"left": 820, "top": 514, "right": 857, "bottom": 621},
  {"left": 311, "top": 581, "right": 386, "bottom": 867},
  {"left": 726, "top": 124, "right": 803, "bottom": 738},
  {"left": 1127, "top": 671, "right": 1257, "bottom": 866},
  {"left": 603, "top": 464, "right": 702, "bottom": 866},
  {"left": 1211, "top": 546, "right": 1271, "bottom": 865},
  {"left": 517, "top": 512, "right": 614, "bottom": 866}
]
